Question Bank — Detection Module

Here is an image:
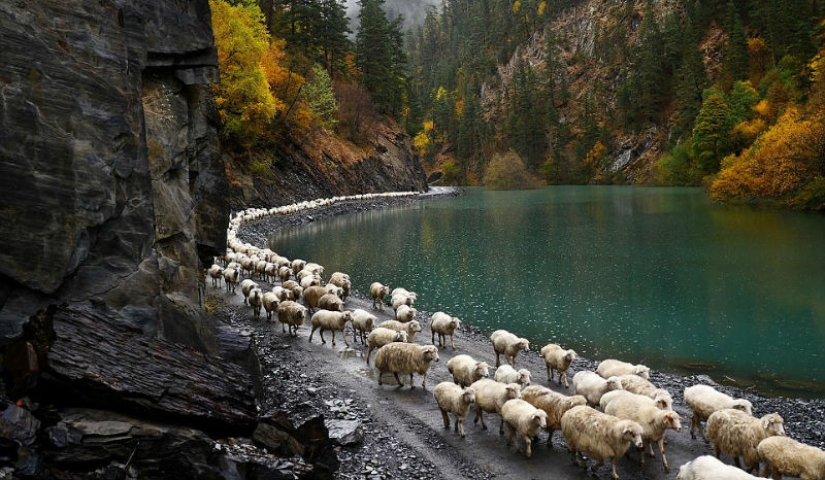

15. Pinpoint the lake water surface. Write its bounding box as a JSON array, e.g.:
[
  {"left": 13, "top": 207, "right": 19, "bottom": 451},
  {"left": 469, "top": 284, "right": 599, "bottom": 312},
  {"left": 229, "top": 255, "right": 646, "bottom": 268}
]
[{"left": 267, "top": 187, "right": 825, "bottom": 398}]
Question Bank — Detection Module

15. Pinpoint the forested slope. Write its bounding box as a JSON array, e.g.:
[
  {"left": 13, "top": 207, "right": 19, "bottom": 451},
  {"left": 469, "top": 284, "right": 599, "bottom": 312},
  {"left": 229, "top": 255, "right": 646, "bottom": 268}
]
[{"left": 403, "top": 0, "right": 825, "bottom": 209}]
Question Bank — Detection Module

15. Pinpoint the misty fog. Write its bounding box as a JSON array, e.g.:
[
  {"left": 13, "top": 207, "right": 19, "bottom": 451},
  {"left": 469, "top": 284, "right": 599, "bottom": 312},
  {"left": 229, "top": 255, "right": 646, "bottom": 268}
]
[{"left": 345, "top": 0, "right": 441, "bottom": 30}]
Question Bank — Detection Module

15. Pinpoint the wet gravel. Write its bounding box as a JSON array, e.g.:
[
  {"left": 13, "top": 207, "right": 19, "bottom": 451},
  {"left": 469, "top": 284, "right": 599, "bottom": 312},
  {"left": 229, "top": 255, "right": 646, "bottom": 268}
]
[{"left": 228, "top": 188, "right": 825, "bottom": 479}]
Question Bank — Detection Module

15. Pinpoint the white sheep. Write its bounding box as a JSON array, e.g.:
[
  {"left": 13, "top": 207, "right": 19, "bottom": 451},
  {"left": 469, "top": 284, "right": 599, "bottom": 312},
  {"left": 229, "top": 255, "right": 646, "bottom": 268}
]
[
  {"left": 604, "top": 391, "right": 683, "bottom": 472},
  {"left": 239, "top": 279, "right": 258, "bottom": 304},
  {"left": 500, "top": 399, "right": 548, "bottom": 458},
  {"left": 308, "top": 310, "right": 352, "bottom": 347},
  {"left": 572, "top": 371, "right": 624, "bottom": 407},
  {"left": 377, "top": 319, "right": 422, "bottom": 343},
  {"left": 618, "top": 374, "right": 674, "bottom": 411},
  {"left": 599, "top": 389, "right": 661, "bottom": 412},
  {"left": 247, "top": 287, "right": 263, "bottom": 317},
  {"left": 684, "top": 384, "right": 754, "bottom": 441},
  {"left": 291, "top": 258, "right": 306, "bottom": 275},
  {"left": 262, "top": 292, "right": 280, "bottom": 321},
  {"left": 597, "top": 359, "right": 650, "bottom": 380},
  {"left": 540, "top": 343, "right": 577, "bottom": 388},
  {"left": 208, "top": 264, "right": 223, "bottom": 288},
  {"left": 277, "top": 300, "right": 308, "bottom": 336},
  {"left": 373, "top": 343, "right": 439, "bottom": 389},
  {"left": 706, "top": 408, "right": 785, "bottom": 474},
  {"left": 433, "top": 382, "right": 476, "bottom": 438},
  {"left": 521, "top": 385, "right": 587, "bottom": 447},
  {"left": 757, "top": 436, "right": 825, "bottom": 480},
  {"left": 395, "top": 304, "right": 417, "bottom": 323},
  {"left": 278, "top": 265, "right": 292, "bottom": 283},
  {"left": 369, "top": 282, "right": 390, "bottom": 310},
  {"left": 350, "top": 308, "right": 377, "bottom": 345},
  {"left": 430, "top": 312, "right": 461, "bottom": 349},
  {"left": 272, "top": 286, "right": 292, "bottom": 302},
  {"left": 494, "top": 365, "right": 531, "bottom": 387},
  {"left": 447, "top": 354, "right": 490, "bottom": 387},
  {"left": 365, "top": 327, "right": 408, "bottom": 365},
  {"left": 390, "top": 287, "right": 417, "bottom": 310},
  {"left": 561, "top": 405, "right": 645, "bottom": 480},
  {"left": 223, "top": 267, "right": 239, "bottom": 293},
  {"left": 676, "top": 455, "right": 762, "bottom": 480},
  {"left": 469, "top": 378, "right": 522, "bottom": 435},
  {"left": 299, "top": 273, "right": 322, "bottom": 289},
  {"left": 328, "top": 272, "right": 351, "bottom": 300},
  {"left": 490, "top": 329, "right": 530, "bottom": 367}
]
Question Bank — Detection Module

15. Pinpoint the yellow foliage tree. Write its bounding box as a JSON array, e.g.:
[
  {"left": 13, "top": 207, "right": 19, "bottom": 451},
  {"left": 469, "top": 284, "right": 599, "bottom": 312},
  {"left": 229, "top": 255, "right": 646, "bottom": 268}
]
[
  {"left": 210, "top": 0, "right": 278, "bottom": 146},
  {"left": 484, "top": 150, "right": 543, "bottom": 190},
  {"left": 710, "top": 107, "right": 825, "bottom": 204}
]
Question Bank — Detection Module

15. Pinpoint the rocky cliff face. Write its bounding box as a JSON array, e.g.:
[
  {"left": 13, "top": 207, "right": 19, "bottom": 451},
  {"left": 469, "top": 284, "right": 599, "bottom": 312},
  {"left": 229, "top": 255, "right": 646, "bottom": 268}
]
[{"left": 0, "top": 0, "right": 228, "bottom": 349}]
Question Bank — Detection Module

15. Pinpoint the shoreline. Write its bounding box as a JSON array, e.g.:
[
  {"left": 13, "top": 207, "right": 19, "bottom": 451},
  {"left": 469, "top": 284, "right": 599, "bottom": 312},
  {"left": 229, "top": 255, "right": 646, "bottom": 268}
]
[{"left": 230, "top": 187, "right": 825, "bottom": 478}]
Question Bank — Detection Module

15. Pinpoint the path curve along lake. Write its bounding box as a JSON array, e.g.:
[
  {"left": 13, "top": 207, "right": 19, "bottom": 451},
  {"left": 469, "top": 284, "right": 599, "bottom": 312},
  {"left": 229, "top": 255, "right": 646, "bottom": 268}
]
[{"left": 265, "top": 186, "right": 825, "bottom": 398}]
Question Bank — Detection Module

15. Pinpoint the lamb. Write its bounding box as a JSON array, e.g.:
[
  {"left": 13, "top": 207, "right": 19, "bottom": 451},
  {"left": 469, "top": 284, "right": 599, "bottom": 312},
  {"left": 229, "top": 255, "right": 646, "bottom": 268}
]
[
  {"left": 676, "top": 455, "right": 762, "bottom": 480},
  {"left": 430, "top": 312, "right": 461, "bottom": 349},
  {"left": 262, "top": 292, "right": 280, "bottom": 321},
  {"left": 572, "top": 371, "right": 624, "bottom": 407},
  {"left": 350, "top": 308, "right": 377, "bottom": 345},
  {"left": 596, "top": 359, "right": 650, "bottom": 380},
  {"left": 446, "top": 354, "right": 490, "bottom": 387},
  {"left": 490, "top": 329, "right": 530, "bottom": 367},
  {"left": 617, "top": 374, "right": 674, "bottom": 411},
  {"left": 277, "top": 300, "right": 308, "bottom": 336},
  {"left": 373, "top": 343, "right": 439, "bottom": 389},
  {"left": 365, "top": 327, "right": 408, "bottom": 365},
  {"left": 318, "top": 293, "right": 344, "bottom": 312},
  {"left": 469, "top": 378, "right": 522, "bottom": 435},
  {"left": 208, "top": 264, "right": 223, "bottom": 288},
  {"left": 706, "top": 408, "right": 785, "bottom": 474},
  {"left": 684, "top": 384, "right": 754, "bottom": 441},
  {"left": 433, "top": 382, "right": 476, "bottom": 438},
  {"left": 604, "top": 391, "right": 682, "bottom": 472},
  {"left": 540, "top": 344, "right": 577, "bottom": 388},
  {"left": 369, "top": 282, "right": 390, "bottom": 310},
  {"left": 561, "top": 405, "right": 645, "bottom": 480},
  {"left": 301, "top": 285, "right": 328, "bottom": 312},
  {"left": 377, "top": 319, "right": 422, "bottom": 343},
  {"left": 247, "top": 287, "right": 263, "bottom": 317},
  {"left": 308, "top": 310, "right": 352, "bottom": 347},
  {"left": 521, "top": 385, "right": 587, "bottom": 446},
  {"left": 500, "top": 399, "right": 548, "bottom": 458},
  {"left": 223, "top": 267, "right": 239, "bottom": 293},
  {"left": 757, "top": 436, "right": 825, "bottom": 480},
  {"left": 395, "top": 304, "right": 417, "bottom": 323},
  {"left": 494, "top": 365, "right": 531, "bottom": 387}
]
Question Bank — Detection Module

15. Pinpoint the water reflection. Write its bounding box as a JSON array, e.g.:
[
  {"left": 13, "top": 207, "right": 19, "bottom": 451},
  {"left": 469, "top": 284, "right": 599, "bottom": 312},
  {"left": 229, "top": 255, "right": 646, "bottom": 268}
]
[{"left": 268, "top": 186, "right": 825, "bottom": 398}]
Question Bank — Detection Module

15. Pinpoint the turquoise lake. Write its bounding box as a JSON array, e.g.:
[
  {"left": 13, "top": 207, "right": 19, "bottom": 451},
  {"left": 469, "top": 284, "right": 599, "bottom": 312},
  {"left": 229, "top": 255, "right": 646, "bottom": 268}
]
[{"left": 267, "top": 186, "right": 825, "bottom": 398}]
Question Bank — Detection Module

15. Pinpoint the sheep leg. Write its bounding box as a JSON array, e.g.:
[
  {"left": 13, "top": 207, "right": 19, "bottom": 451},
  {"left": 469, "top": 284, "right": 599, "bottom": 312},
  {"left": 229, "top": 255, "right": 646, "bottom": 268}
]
[
  {"left": 393, "top": 372, "right": 403, "bottom": 387},
  {"left": 456, "top": 415, "right": 466, "bottom": 438},
  {"left": 608, "top": 458, "right": 618, "bottom": 479},
  {"left": 319, "top": 329, "right": 327, "bottom": 344},
  {"left": 431, "top": 331, "right": 436, "bottom": 345},
  {"left": 475, "top": 408, "right": 487, "bottom": 429},
  {"left": 546, "top": 365, "right": 552, "bottom": 382},
  {"left": 308, "top": 326, "right": 317, "bottom": 343},
  {"left": 689, "top": 412, "right": 699, "bottom": 440},
  {"left": 439, "top": 409, "right": 450, "bottom": 429},
  {"left": 495, "top": 353, "right": 501, "bottom": 367},
  {"left": 450, "top": 334, "right": 456, "bottom": 350},
  {"left": 365, "top": 348, "right": 373, "bottom": 366},
  {"left": 506, "top": 424, "right": 517, "bottom": 451},
  {"left": 657, "top": 438, "right": 669, "bottom": 472},
  {"left": 341, "top": 330, "right": 349, "bottom": 347},
  {"left": 561, "top": 371, "right": 569, "bottom": 388},
  {"left": 524, "top": 436, "right": 533, "bottom": 458},
  {"left": 498, "top": 415, "right": 506, "bottom": 435}
]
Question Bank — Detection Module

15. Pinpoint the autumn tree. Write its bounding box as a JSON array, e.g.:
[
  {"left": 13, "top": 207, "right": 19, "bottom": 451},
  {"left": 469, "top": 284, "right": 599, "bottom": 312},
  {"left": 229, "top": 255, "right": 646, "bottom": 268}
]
[
  {"left": 210, "top": 0, "right": 280, "bottom": 146},
  {"left": 302, "top": 63, "right": 338, "bottom": 129},
  {"left": 483, "top": 150, "right": 543, "bottom": 190}
]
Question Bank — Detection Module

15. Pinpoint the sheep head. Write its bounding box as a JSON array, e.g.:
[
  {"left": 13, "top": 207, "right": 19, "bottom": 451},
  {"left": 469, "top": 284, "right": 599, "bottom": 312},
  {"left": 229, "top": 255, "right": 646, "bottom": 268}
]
[
  {"left": 732, "top": 399, "right": 753, "bottom": 415},
  {"left": 565, "top": 350, "right": 577, "bottom": 363},
  {"left": 664, "top": 411, "right": 682, "bottom": 431},
  {"left": 422, "top": 345, "right": 439, "bottom": 362},
  {"left": 408, "top": 320, "right": 422, "bottom": 333},
  {"left": 635, "top": 365, "right": 651, "bottom": 380},
  {"left": 475, "top": 362, "right": 490, "bottom": 379},
  {"left": 517, "top": 369, "right": 531, "bottom": 385},
  {"left": 618, "top": 420, "right": 644, "bottom": 449},
  {"left": 532, "top": 410, "right": 548, "bottom": 430},
  {"left": 505, "top": 383, "right": 522, "bottom": 400},
  {"left": 761, "top": 413, "right": 785, "bottom": 436},
  {"left": 462, "top": 387, "right": 476, "bottom": 405},
  {"left": 568, "top": 395, "right": 588, "bottom": 409}
]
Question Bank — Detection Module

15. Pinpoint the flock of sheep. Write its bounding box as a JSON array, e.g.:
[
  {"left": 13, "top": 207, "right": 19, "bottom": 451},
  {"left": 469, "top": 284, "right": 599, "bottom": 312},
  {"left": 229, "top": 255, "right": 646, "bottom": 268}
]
[{"left": 208, "top": 192, "right": 825, "bottom": 480}]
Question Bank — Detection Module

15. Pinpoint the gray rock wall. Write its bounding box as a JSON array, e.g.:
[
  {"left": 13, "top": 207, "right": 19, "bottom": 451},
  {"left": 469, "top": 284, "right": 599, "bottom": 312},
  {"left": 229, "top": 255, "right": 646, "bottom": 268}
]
[{"left": 0, "top": 1, "right": 228, "bottom": 348}]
